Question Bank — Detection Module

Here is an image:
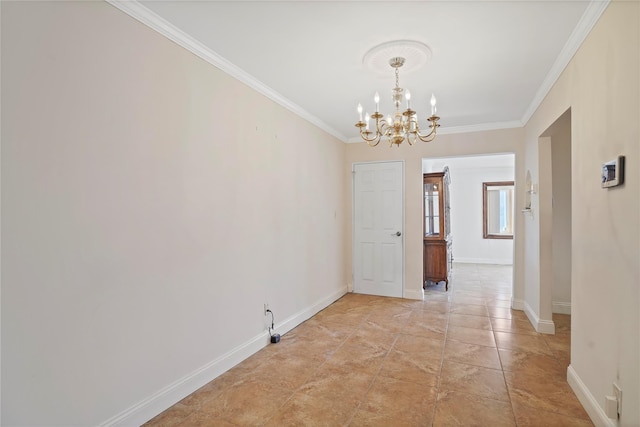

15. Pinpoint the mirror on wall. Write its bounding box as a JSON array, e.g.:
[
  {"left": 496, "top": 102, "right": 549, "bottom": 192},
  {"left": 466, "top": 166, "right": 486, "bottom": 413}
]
[{"left": 483, "top": 181, "right": 514, "bottom": 239}]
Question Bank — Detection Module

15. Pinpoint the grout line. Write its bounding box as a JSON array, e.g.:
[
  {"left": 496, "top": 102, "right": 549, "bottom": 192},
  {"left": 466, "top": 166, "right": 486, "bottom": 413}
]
[{"left": 430, "top": 294, "right": 452, "bottom": 427}]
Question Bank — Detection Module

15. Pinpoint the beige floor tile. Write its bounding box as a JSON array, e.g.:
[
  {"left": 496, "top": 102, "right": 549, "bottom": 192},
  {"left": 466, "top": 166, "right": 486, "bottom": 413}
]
[
  {"left": 486, "top": 299, "right": 513, "bottom": 308},
  {"left": 360, "top": 376, "right": 437, "bottom": 425},
  {"left": 488, "top": 306, "right": 529, "bottom": 320},
  {"left": 409, "top": 308, "right": 449, "bottom": 322},
  {"left": 450, "top": 303, "right": 489, "bottom": 317},
  {"left": 433, "top": 390, "right": 516, "bottom": 426},
  {"left": 447, "top": 325, "right": 496, "bottom": 347},
  {"left": 348, "top": 409, "right": 418, "bottom": 427},
  {"left": 268, "top": 339, "right": 337, "bottom": 362},
  {"left": 298, "top": 364, "right": 375, "bottom": 407},
  {"left": 451, "top": 295, "right": 487, "bottom": 306},
  {"left": 544, "top": 331, "right": 571, "bottom": 352},
  {"left": 402, "top": 317, "right": 447, "bottom": 339},
  {"left": 293, "top": 318, "right": 356, "bottom": 340},
  {"left": 263, "top": 392, "right": 358, "bottom": 427},
  {"left": 378, "top": 349, "right": 441, "bottom": 387},
  {"left": 449, "top": 313, "right": 493, "bottom": 330},
  {"left": 555, "top": 348, "right": 571, "bottom": 370},
  {"left": 440, "top": 361, "right": 509, "bottom": 402},
  {"left": 504, "top": 371, "right": 590, "bottom": 420},
  {"left": 393, "top": 333, "right": 445, "bottom": 358},
  {"left": 419, "top": 300, "right": 452, "bottom": 313},
  {"left": 498, "top": 348, "right": 566, "bottom": 379},
  {"left": 494, "top": 331, "right": 554, "bottom": 355},
  {"left": 490, "top": 293, "right": 513, "bottom": 301},
  {"left": 176, "top": 412, "right": 239, "bottom": 427},
  {"left": 443, "top": 340, "right": 502, "bottom": 369},
  {"left": 511, "top": 401, "right": 594, "bottom": 426},
  {"left": 196, "top": 378, "right": 293, "bottom": 426},
  {"left": 345, "top": 323, "right": 398, "bottom": 351},
  {"left": 491, "top": 317, "right": 539, "bottom": 335},
  {"left": 553, "top": 313, "right": 572, "bottom": 334},
  {"left": 323, "top": 341, "right": 388, "bottom": 375},
  {"left": 312, "top": 308, "right": 368, "bottom": 327}
]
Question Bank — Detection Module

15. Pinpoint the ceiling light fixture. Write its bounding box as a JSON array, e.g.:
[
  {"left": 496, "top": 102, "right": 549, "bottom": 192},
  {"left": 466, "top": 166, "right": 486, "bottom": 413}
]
[{"left": 355, "top": 56, "right": 440, "bottom": 147}]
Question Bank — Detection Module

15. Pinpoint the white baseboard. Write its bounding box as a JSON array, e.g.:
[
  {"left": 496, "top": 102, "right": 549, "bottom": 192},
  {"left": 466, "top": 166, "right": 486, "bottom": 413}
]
[
  {"left": 511, "top": 298, "right": 525, "bottom": 310},
  {"left": 552, "top": 301, "right": 572, "bottom": 314},
  {"left": 567, "top": 365, "right": 614, "bottom": 427},
  {"left": 404, "top": 288, "right": 424, "bottom": 300},
  {"left": 453, "top": 257, "right": 513, "bottom": 265},
  {"left": 100, "top": 287, "right": 347, "bottom": 427},
  {"left": 524, "top": 301, "right": 555, "bottom": 334}
]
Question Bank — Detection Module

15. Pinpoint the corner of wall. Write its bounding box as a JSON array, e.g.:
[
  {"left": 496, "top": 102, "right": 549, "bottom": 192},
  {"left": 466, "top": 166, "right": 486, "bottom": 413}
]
[
  {"left": 511, "top": 297, "right": 525, "bottom": 311},
  {"left": 404, "top": 289, "right": 424, "bottom": 301},
  {"left": 524, "top": 300, "right": 555, "bottom": 334},
  {"left": 552, "top": 301, "right": 572, "bottom": 315}
]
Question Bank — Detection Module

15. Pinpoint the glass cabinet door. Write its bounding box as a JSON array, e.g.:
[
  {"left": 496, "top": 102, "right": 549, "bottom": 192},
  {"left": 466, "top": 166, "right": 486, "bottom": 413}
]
[{"left": 424, "top": 180, "right": 441, "bottom": 237}]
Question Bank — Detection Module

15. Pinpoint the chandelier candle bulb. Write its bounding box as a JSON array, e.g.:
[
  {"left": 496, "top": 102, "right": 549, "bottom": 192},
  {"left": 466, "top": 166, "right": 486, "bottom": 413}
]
[
  {"left": 406, "top": 90, "right": 411, "bottom": 109},
  {"left": 357, "top": 103, "right": 363, "bottom": 122},
  {"left": 374, "top": 92, "right": 380, "bottom": 112},
  {"left": 365, "top": 113, "right": 370, "bottom": 130},
  {"left": 430, "top": 94, "right": 436, "bottom": 116}
]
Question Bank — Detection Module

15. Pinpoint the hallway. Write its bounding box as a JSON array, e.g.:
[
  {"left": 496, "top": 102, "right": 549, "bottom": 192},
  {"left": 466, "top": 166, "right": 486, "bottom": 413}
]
[{"left": 146, "top": 263, "right": 588, "bottom": 426}]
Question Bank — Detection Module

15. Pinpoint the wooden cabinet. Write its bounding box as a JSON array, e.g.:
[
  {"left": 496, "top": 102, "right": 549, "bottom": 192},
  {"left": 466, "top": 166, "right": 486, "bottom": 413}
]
[{"left": 423, "top": 168, "right": 452, "bottom": 290}]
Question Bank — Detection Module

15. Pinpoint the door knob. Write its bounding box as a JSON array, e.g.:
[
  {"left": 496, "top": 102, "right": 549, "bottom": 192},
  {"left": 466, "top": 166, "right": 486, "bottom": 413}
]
[{"left": 392, "top": 231, "right": 402, "bottom": 236}]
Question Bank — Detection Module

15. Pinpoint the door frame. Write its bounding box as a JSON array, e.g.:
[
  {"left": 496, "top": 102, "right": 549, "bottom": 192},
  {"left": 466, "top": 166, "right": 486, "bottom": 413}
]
[{"left": 351, "top": 160, "right": 406, "bottom": 298}]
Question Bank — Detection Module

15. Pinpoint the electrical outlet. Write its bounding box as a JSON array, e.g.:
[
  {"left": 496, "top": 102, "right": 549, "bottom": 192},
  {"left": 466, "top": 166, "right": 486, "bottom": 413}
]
[
  {"left": 613, "top": 383, "right": 622, "bottom": 417},
  {"left": 264, "top": 303, "right": 269, "bottom": 315}
]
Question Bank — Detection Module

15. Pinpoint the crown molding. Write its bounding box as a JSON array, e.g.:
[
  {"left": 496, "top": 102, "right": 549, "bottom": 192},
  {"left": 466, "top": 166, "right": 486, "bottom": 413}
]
[
  {"left": 107, "top": 0, "right": 608, "bottom": 145},
  {"left": 520, "top": 0, "right": 611, "bottom": 125},
  {"left": 105, "top": 0, "right": 349, "bottom": 143},
  {"left": 437, "top": 120, "right": 524, "bottom": 136}
]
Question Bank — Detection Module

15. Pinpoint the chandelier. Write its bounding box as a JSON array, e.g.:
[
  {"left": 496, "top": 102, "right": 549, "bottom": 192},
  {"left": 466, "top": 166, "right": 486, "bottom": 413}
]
[{"left": 355, "top": 57, "right": 440, "bottom": 147}]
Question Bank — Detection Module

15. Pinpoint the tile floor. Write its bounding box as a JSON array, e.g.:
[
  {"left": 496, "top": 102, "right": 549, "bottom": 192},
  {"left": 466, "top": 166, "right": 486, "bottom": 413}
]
[{"left": 145, "top": 264, "right": 591, "bottom": 426}]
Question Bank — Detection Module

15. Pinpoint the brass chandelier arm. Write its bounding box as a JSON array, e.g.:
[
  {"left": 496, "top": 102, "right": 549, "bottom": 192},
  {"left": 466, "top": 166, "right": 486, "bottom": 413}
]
[
  {"left": 408, "top": 115, "right": 440, "bottom": 143},
  {"left": 355, "top": 115, "right": 439, "bottom": 146},
  {"left": 355, "top": 121, "right": 382, "bottom": 146}
]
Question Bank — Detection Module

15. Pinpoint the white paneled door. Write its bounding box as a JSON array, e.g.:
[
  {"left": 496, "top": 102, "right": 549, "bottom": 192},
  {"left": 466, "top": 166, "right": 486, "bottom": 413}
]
[{"left": 353, "top": 161, "right": 404, "bottom": 298}]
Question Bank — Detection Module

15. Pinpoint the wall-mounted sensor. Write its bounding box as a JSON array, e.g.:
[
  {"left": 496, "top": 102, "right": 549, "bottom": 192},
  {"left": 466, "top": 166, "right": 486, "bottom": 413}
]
[{"left": 602, "top": 156, "right": 625, "bottom": 188}]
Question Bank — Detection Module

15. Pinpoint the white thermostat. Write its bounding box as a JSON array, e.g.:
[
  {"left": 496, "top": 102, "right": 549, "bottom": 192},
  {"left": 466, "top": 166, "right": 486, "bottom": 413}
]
[{"left": 602, "top": 156, "right": 625, "bottom": 188}]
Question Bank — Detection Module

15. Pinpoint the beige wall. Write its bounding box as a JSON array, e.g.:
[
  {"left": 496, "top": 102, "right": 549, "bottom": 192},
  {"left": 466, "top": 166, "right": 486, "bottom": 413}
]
[
  {"left": 1, "top": 2, "right": 346, "bottom": 425},
  {"left": 344, "top": 128, "right": 525, "bottom": 302},
  {"left": 523, "top": 1, "right": 639, "bottom": 423}
]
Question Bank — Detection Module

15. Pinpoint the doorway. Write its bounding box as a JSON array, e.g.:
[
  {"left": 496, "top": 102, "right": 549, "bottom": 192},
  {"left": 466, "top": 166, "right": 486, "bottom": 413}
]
[
  {"left": 422, "top": 154, "right": 516, "bottom": 266},
  {"left": 352, "top": 161, "right": 404, "bottom": 298},
  {"left": 539, "top": 109, "right": 572, "bottom": 322}
]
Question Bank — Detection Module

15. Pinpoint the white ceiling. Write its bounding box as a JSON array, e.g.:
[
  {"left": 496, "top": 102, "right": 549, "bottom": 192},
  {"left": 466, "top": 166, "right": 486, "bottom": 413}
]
[{"left": 118, "top": 1, "right": 606, "bottom": 142}]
